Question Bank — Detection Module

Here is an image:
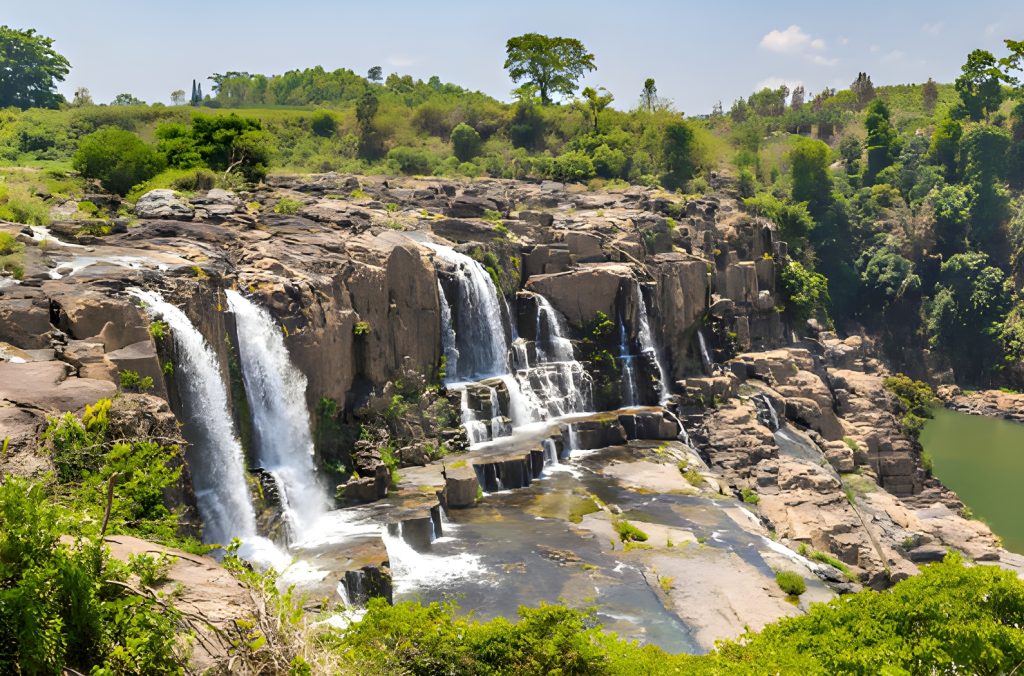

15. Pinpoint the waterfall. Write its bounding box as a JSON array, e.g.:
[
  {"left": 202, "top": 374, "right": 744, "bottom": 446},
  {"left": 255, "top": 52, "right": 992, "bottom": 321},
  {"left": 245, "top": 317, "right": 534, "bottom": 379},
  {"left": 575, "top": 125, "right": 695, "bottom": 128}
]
[
  {"left": 619, "top": 319, "right": 639, "bottom": 407},
  {"left": 634, "top": 283, "right": 672, "bottom": 405},
  {"left": 427, "top": 243, "right": 509, "bottom": 381},
  {"left": 438, "top": 281, "right": 459, "bottom": 379},
  {"left": 127, "top": 289, "right": 257, "bottom": 545},
  {"left": 522, "top": 294, "right": 592, "bottom": 417},
  {"left": 225, "top": 291, "right": 329, "bottom": 536},
  {"left": 542, "top": 438, "right": 560, "bottom": 466},
  {"left": 697, "top": 329, "right": 714, "bottom": 376}
]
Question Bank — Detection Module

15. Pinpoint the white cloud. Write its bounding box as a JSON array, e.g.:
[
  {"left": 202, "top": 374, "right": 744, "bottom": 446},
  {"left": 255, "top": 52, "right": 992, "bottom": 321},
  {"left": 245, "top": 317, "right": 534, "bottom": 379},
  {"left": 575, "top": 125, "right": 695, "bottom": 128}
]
[
  {"left": 759, "top": 25, "right": 836, "bottom": 67},
  {"left": 922, "top": 22, "right": 943, "bottom": 36},
  {"left": 755, "top": 76, "right": 803, "bottom": 92},
  {"left": 760, "top": 25, "right": 812, "bottom": 53},
  {"left": 386, "top": 55, "right": 416, "bottom": 68}
]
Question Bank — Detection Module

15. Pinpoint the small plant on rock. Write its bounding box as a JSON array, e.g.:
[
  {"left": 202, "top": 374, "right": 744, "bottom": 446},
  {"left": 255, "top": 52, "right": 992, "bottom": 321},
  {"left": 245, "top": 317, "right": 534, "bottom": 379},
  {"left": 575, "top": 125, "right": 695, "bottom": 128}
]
[
  {"left": 613, "top": 518, "right": 648, "bottom": 543},
  {"left": 776, "top": 570, "right": 806, "bottom": 597},
  {"left": 119, "top": 369, "right": 154, "bottom": 392}
]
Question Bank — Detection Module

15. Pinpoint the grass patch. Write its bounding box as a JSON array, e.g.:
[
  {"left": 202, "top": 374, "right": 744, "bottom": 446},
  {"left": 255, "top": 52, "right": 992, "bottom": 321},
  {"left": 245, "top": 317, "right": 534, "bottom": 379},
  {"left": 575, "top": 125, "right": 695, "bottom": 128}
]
[
  {"left": 799, "top": 543, "right": 857, "bottom": 582},
  {"left": 775, "top": 570, "right": 806, "bottom": 597},
  {"left": 613, "top": 518, "right": 649, "bottom": 543}
]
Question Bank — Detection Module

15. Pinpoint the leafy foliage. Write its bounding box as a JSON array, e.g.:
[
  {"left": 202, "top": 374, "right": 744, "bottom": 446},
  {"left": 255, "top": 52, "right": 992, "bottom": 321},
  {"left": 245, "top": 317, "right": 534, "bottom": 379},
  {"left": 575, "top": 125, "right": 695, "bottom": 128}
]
[
  {"left": 0, "top": 25, "right": 70, "bottom": 109},
  {"left": 883, "top": 374, "right": 937, "bottom": 439},
  {"left": 504, "top": 33, "right": 596, "bottom": 105},
  {"left": 72, "top": 127, "right": 166, "bottom": 195}
]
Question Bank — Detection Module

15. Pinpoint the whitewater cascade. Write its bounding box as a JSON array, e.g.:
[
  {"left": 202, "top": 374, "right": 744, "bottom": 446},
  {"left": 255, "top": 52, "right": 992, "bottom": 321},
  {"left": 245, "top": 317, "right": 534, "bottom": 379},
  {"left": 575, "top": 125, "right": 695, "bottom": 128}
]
[
  {"left": 634, "top": 282, "right": 673, "bottom": 405},
  {"left": 128, "top": 288, "right": 258, "bottom": 545},
  {"left": 427, "top": 243, "right": 509, "bottom": 381},
  {"left": 619, "top": 318, "right": 640, "bottom": 407},
  {"left": 697, "top": 329, "right": 714, "bottom": 376},
  {"left": 438, "top": 280, "right": 459, "bottom": 378},
  {"left": 225, "top": 291, "right": 329, "bottom": 536},
  {"left": 517, "top": 293, "right": 592, "bottom": 417}
]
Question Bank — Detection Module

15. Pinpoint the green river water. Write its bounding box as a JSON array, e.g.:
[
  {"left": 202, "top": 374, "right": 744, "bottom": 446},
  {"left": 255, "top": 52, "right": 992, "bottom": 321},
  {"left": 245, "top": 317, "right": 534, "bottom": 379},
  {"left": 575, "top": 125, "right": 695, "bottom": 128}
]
[{"left": 919, "top": 407, "right": 1024, "bottom": 553}]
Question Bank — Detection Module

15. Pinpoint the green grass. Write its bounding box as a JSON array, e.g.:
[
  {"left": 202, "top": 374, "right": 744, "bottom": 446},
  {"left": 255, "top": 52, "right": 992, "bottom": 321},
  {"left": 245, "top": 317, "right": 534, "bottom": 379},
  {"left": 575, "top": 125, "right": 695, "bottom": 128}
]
[
  {"left": 613, "top": 518, "right": 649, "bottom": 543},
  {"left": 775, "top": 570, "right": 806, "bottom": 596}
]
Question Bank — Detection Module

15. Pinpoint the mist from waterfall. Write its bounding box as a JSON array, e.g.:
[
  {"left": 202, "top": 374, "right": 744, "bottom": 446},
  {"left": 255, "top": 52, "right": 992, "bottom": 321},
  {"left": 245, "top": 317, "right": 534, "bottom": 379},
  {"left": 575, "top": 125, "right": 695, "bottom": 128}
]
[
  {"left": 225, "top": 290, "right": 329, "bottom": 536},
  {"left": 127, "top": 288, "right": 258, "bottom": 545}
]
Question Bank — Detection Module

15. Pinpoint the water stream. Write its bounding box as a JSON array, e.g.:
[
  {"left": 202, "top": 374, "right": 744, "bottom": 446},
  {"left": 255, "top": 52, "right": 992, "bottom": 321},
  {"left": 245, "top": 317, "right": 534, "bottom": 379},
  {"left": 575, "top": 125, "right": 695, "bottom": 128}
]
[
  {"left": 128, "top": 289, "right": 259, "bottom": 546},
  {"left": 634, "top": 282, "right": 672, "bottom": 405},
  {"left": 225, "top": 290, "right": 329, "bottom": 538}
]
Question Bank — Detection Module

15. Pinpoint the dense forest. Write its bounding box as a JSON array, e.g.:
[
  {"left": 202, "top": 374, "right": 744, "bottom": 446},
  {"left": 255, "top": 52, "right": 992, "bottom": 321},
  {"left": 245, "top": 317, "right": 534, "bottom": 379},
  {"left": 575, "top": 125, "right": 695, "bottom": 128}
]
[{"left": 3, "top": 22, "right": 1024, "bottom": 673}]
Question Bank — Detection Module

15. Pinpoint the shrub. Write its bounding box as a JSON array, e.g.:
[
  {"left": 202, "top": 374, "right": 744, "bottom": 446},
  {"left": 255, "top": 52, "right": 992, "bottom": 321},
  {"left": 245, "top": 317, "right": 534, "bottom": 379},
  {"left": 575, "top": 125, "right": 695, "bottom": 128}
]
[
  {"left": 780, "top": 261, "right": 831, "bottom": 328},
  {"left": 273, "top": 197, "right": 303, "bottom": 215},
  {"left": 0, "top": 231, "right": 24, "bottom": 256},
  {"left": 72, "top": 127, "right": 166, "bottom": 195},
  {"left": 450, "top": 122, "right": 482, "bottom": 162},
  {"left": 126, "top": 167, "right": 216, "bottom": 201},
  {"left": 0, "top": 186, "right": 50, "bottom": 225},
  {"left": 148, "top": 319, "right": 168, "bottom": 340},
  {"left": 119, "top": 370, "right": 154, "bottom": 392},
  {"left": 591, "top": 143, "right": 627, "bottom": 179},
  {"left": 387, "top": 146, "right": 436, "bottom": 175},
  {"left": 309, "top": 109, "right": 337, "bottom": 138},
  {"left": 0, "top": 477, "right": 184, "bottom": 674},
  {"left": 741, "top": 487, "right": 760, "bottom": 504},
  {"left": 883, "top": 374, "right": 937, "bottom": 439},
  {"left": 613, "top": 518, "right": 648, "bottom": 543},
  {"left": 550, "top": 150, "right": 595, "bottom": 182},
  {"left": 776, "top": 570, "right": 807, "bottom": 596}
]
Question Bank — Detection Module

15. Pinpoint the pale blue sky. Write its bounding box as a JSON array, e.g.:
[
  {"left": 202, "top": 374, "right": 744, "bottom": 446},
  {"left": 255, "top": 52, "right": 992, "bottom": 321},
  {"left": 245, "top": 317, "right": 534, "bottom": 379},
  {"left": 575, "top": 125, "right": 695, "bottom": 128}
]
[{"left": 4, "top": 1, "right": 1022, "bottom": 113}]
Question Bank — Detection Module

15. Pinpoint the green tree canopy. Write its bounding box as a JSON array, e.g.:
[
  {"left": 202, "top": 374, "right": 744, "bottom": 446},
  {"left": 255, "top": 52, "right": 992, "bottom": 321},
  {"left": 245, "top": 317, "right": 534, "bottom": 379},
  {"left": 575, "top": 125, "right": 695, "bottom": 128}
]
[
  {"left": 789, "top": 136, "right": 832, "bottom": 217},
  {"left": 955, "top": 49, "right": 1005, "bottom": 121},
  {"left": 0, "top": 26, "right": 70, "bottom": 109},
  {"left": 72, "top": 127, "right": 165, "bottom": 195},
  {"left": 504, "top": 33, "right": 596, "bottom": 106},
  {"left": 864, "top": 98, "right": 899, "bottom": 185}
]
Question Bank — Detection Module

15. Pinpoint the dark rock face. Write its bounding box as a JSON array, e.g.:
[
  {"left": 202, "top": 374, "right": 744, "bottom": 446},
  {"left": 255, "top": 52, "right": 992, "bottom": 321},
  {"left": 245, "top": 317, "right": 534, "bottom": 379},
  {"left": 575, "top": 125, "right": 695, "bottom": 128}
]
[{"left": 344, "top": 565, "right": 393, "bottom": 605}]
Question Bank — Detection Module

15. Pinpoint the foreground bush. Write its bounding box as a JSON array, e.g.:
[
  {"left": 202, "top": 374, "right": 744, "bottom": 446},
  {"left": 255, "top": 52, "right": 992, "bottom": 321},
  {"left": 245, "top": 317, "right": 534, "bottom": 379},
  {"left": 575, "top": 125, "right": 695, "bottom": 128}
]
[
  {"left": 71, "top": 127, "right": 165, "bottom": 195},
  {"left": 0, "top": 477, "right": 184, "bottom": 673},
  {"left": 325, "top": 555, "right": 1024, "bottom": 675}
]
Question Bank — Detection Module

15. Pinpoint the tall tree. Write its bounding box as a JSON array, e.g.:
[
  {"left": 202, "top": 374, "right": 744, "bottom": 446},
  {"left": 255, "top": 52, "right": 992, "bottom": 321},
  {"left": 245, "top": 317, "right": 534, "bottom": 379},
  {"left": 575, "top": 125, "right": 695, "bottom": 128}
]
[
  {"left": 0, "top": 25, "right": 70, "bottom": 109},
  {"left": 367, "top": 65, "right": 383, "bottom": 83},
  {"left": 170, "top": 89, "right": 186, "bottom": 105},
  {"left": 850, "top": 72, "right": 876, "bottom": 110},
  {"left": 639, "top": 78, "right": 658, "bottom": 112},
  {"left": 504, "top": 33, "right": 595, "bottom": 105},
  {"left": 582, "top": 86, "right": 614, "bottom": 133},
  {"left": 955, "top": 49, "right": 1005, "bottom": 121},
  {"left": 922, "top": 78, "right": 939, "bottom": 113},
  {"left": 790, "top": 85, "right": 805, "bottom": 110},
  {"left": 864, "top": 98, "right": 899, "bottom": 185},
  {"left": 71, "top": 86, "right": 92, "bottom": 107},
  {"left": 790, "top": 137, "right": 832, "bottom": 217}
]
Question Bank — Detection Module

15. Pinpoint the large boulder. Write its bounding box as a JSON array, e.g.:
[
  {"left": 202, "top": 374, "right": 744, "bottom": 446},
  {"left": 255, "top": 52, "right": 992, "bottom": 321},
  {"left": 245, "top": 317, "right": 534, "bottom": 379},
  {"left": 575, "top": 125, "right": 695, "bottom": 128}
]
[
  {"left": 134, "top": 190, "right": 195, "bottom": 220},
  {"left": 525, "top": 263, "right": 633, "bottom": 328}
]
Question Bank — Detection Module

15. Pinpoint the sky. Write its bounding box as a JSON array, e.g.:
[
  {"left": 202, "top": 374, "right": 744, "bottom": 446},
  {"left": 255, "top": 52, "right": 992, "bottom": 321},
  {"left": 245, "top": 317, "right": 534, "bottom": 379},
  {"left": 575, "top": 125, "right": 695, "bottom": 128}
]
[{"left": 3, "top": 1, "right": 1022, "bottom": 114}]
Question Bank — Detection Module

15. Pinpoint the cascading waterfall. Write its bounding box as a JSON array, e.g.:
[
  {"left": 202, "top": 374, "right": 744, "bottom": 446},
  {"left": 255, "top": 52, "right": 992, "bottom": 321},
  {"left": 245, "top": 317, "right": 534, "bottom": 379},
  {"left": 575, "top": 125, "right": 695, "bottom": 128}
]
[
  {"left": 127, "top": 288, "right": 258, "bottom": 546},
  {"left": 619, "top": 319, "right": 639, "bottom": 407},
  {"left": 225, "top": 291, "right": 329, "bottom": 536},
  {"left": 521, "top": 294, "right": 592, "bottom": 417},
  {"left": 634, "top": 282, "right": 673, "bottom": 405},
  {"left": 427, "top": 243, "right": 509, "bottom": 381},
  {"left": 437, "top": 281, "right": 459, "bottom": 378},
  {"left": 697, "top": 329, "right": 714, "bottom": 375}
]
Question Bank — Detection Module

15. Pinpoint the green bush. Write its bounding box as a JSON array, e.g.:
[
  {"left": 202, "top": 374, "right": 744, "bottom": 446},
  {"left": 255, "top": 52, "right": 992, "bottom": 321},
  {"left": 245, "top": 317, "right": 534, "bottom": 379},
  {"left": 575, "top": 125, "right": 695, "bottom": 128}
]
[
  {"left": 309, "top": 109, "right": 337, "bottom": 138},
  {"left": 450, "top": 122, "right": 482, "bottom": 162},
  {"left": 612, "top": 518, "right": 648, "bottom": 543},
  {"left": 0, "top": 231, "right": 24, "bottom": 256},
  {"left": 126, "top": 167, "right": 217, "bottom": 202},
  {"left": 883, "top": 374, "right": 937, "bottom": 439},
  {"left": 550, "top": 150, "right": 595, "bottom": 182},
  {"left": 775, "top": 570, "right": 807, "bottom": 596},
  {"left": 118, "top": 370, "right": 154, "bottom": 392},
  {"left": 72, "top": 127, "right": 166, "bottom": 195},
  {"left": 0, "top": 477, "right": 184, "bottom": 674},
  {"left": 591, "top": 143, "right": 627, "bottom": 179},
  {"left": 387, "top": 146, "right": 437, "bottom": 175},
  {"left": 741, "top": 487, "right": 760, "bottom": 504},
  {"left": 780, "top": 261, "right": 831, "bottom": 328},
  {"left": 0, "top": 186, "right": 50, "bottom": 225},
  {"left": 273, "top": 197, "right": 303, "bottom": 215}
]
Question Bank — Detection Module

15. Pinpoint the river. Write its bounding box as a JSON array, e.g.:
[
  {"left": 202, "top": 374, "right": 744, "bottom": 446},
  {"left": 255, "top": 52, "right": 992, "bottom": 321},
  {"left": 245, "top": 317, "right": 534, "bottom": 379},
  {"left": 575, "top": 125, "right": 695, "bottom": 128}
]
[{"left": 920, "top": 407, "right": 1024, "bottom": 553}]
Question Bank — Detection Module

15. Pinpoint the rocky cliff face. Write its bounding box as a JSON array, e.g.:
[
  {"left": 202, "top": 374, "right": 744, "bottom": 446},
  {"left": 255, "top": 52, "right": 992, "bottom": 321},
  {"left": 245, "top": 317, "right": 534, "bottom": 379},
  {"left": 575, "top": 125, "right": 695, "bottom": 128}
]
[{"left": 2, "top": 172, "right": 1020, "bottom": 651}]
